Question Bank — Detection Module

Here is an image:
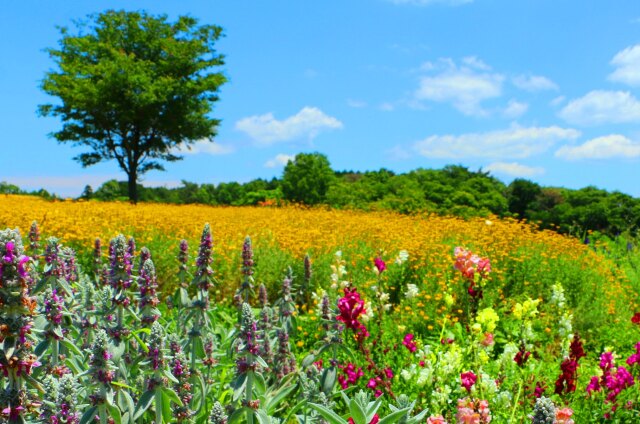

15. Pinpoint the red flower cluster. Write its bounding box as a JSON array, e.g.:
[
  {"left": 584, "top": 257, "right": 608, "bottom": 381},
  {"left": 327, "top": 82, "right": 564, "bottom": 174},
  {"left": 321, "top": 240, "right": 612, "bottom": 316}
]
[
  {"left": 338, "top": 362, "right": 364, "bottom": 389},
  {"left": 337, "top": 287, "right": 369, "bottom": 340},
  {"left": 555, "top": 335, "right": 586, "bottom": 395}
]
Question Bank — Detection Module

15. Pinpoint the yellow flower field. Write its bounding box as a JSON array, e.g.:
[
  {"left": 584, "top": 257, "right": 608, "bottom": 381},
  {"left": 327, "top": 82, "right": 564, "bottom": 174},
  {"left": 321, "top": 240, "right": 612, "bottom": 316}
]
[{"left": 0, "top": 194, "right": 633, "bottom": 326}]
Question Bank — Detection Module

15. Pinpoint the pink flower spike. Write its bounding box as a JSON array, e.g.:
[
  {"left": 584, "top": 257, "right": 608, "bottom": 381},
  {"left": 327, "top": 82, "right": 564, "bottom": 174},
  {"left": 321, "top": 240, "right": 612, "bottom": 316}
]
[{"left": 461, "top": 371, "right": 477, "bottom": 392}]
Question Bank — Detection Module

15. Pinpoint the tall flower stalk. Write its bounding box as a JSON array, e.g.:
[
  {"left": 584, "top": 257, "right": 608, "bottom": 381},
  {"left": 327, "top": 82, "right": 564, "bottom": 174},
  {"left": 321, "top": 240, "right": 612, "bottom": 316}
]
[{"left": 0, "top": 229, "right": 39, "bottom": 423}]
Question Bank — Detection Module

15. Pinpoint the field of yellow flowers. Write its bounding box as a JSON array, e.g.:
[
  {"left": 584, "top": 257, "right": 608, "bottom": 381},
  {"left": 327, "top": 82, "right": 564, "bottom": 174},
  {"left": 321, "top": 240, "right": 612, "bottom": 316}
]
[
  {"left": 2, "top": 194, "right": 640, "bottom": 422},
  {"left": 0, "top": 194, "right": 634, "bottom": 340}
]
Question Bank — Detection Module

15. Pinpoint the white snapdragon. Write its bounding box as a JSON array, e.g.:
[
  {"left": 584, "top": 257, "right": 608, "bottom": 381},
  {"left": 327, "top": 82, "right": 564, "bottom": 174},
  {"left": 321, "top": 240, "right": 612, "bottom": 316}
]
[{"left": 405, "top": 284, "right": 419, "bottom": 299}]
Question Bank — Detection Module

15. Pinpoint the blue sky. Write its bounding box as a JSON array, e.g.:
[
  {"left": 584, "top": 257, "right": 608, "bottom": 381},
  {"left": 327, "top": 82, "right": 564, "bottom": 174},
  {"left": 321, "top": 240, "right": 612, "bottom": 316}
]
[{"left": 1, "top": 0, "right": 640, "bottom": 197}]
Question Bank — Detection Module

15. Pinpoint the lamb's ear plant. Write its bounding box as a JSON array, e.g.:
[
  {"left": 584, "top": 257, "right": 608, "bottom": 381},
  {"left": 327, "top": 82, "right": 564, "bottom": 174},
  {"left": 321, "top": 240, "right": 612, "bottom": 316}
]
[
  {"left": 0, "top": 229, "right": 41, "bottom": 424},
  {"left": 309, "top": 390, "right": 410, "bottom": 424},
  {"left": 133, "top": 321, "right": 183, "bottom": 424}
]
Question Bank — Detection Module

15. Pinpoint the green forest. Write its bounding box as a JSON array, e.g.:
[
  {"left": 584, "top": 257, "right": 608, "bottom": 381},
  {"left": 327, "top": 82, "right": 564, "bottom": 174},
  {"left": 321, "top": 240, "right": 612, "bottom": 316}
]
[{"left": 2, "top": 152, "right": 639, "bottom": 238}]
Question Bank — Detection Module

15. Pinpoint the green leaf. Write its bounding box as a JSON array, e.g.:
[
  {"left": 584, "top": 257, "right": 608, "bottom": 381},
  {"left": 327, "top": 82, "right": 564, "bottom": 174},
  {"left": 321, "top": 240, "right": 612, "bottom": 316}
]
[
  {"left": 133, "top": 390, "right": 155, "bottom": 420},
  {"left": 180, "top": 287, "right": 190, "bottom": 306},
  {"left": 131, "top": 331, "right": 149, "bottom": 353},
  {"left": 264, "top": 383, "right": 297, "bottom": 414},
  {"left": 301, "top": 353, "right": 316, "bottom": 369},
  {"left": 34, "top": 339, "right": 51, "bottom": 357},
  {"left": 377, "top": 408, "right": 411, "bottom": 424},
  {"left": 231, "top": 373, "right": 247, "bottom": 401},
  {"left": 161, "top": 389, "right": 174, "bottom": 422},
  {"left": 349, "top": 398, "right": 367, "bottom": 424},
  {"left": 308, "top": 403, "right": 348, "bottom": 424},
  {"left": 79, "top": 406, "right": 98, "bottom": 424},
  {"left": 60, "top": 338, "right": 83, "bottom": 356},
  {"left": 107, "top": 403, "right": 122, "bottom": 424},
  {"left": 255, "top": 409, "right": 271, "bottom": 424},
  {"left": 253, "top": 371, "right": 266, "bottom": 395},
  {"left": 162, "top": 387, "right": 183, "bottom": 407},
  {"left": 117, "top": 388, "right": 136, "bottom": 418},
  {"left": 321, "top": 366, "right": 337, "bottom": 395}
]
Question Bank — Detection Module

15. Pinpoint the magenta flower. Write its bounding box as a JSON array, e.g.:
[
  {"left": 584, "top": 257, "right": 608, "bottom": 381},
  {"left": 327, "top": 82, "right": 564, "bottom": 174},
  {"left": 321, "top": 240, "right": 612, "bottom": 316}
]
[
  {"left": 337, "top": 287, "right": 369, "bottom": 339},
  {"left": 402, "top": 333, "right": 417, "bottom": 352},
  {"left": 461, "top": 371, "right": 477, "bottom": 392},
  {"left": 374, "top": 256, "right": 386, "bottom": 274}
]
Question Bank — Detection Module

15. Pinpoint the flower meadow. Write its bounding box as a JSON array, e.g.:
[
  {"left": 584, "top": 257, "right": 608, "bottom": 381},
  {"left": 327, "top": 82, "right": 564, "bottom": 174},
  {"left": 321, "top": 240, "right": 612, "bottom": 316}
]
[{"left": 0, "top": 196, "right": 640, "bottom": 423}]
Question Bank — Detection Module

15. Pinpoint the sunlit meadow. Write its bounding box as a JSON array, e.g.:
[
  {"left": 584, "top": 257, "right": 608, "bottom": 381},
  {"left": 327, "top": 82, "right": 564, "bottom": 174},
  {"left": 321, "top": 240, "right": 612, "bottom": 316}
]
[{"left": 0, "top": 194, "right": 639, "bottom": 423}]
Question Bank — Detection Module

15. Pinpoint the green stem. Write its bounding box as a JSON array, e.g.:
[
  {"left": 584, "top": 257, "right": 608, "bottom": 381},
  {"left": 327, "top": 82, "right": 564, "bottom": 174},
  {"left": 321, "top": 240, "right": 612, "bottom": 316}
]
[{"left": 510, "top": 380, "right": 523, "bottom": 422}]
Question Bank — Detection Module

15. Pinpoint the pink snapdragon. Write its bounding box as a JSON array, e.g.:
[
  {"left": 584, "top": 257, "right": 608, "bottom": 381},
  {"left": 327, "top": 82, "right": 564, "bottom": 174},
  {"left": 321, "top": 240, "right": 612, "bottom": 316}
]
[
  {"left": 374, "top": 256, "right": 386, "bottom": 274},
  {"left": 402, "top": 333, "right": 417, "bottom": 352},
  {"left": 337, "top": 287, "right": 369, "bottom": 340},
  {"left": 456, "top": 398, "right": 491, "bottom": 423},
  {"left": 461, "top": 371, "right": 477, "bottom": 393}
]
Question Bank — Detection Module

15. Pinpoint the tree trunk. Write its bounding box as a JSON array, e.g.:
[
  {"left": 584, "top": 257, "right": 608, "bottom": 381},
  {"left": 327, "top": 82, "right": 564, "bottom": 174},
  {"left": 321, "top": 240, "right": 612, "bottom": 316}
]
[{"left": 127, "top": 169, "right": 138, "bottom": 204}]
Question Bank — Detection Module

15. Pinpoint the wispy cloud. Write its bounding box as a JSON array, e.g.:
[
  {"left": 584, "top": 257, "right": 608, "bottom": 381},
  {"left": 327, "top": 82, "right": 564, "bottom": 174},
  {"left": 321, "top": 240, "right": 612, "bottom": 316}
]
[
  {"left": 502, "top": 99, "right": 528, "bottom": 118},
  {"left": 608, "top": 44, "right": 640, "bottom": 86},
  {"left": 347, "top": 99, "right": 368, "bottom": 108},
  {"left": 414, "top": 57, "right": 504, "bottom": 116},
  {"left": 485, "top": 162, "right": 545, "bottom": 177},
  {"left": 264, "top": 154, "right": 295, "bottom": 168},
  {"left": 555, "top": 134, "right": 640, "bottom": 160},
  {"left": 413, "top": 125, "right": 580, "bottom": 159},
  {"left": 175, "top": 140, "right": 235, "bottom": 155},
  {"left": 559, "top": 90, "right": 640, "bottom": 125},
  {"left": 512, "top": 74, "right": 558, "bottom": 91},
  {"left": 235, "top": 107, "right": 343, "bottom": 145}
]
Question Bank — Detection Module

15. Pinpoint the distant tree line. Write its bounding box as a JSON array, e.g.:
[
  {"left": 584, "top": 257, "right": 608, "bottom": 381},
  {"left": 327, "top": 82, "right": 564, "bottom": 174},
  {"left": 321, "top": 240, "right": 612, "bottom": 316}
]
[{"left": 3, "top": 152, "right": 639, "bottom": 237}]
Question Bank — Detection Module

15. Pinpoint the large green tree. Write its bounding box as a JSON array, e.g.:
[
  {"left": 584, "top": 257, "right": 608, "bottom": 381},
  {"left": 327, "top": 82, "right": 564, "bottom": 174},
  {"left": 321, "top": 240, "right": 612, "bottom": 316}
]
[
  {"left": 39, "top": 10, "right": 227, "bottom": 202},
  {"left": 281, "top": 152, "right": 335, "bottom": 205}
]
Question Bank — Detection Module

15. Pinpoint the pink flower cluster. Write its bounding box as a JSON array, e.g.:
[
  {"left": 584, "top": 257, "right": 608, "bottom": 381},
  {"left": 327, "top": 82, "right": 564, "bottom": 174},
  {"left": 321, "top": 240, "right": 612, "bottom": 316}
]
[
  {"left": 337, "top": 287, "right": 369, "bottom": 340},
  {"left": 554, "top": 408, "right": 575, "bottom": 424},
  {"left": 456, "top": 398, "right": 491, "bottom": 423},
  {"left": 366, "top": 368, "right": 393, "bottom": 398},
  {"left": 338, "top": 362, "right": 364, "bottom": 389},
  {"left": 454, "top": 247, "right": 491, "bottom": 282},
  {"left": 626, "top": 342, "right": 640, "bottom": 367},
  {"left": 587, "top": 351, "right": 635, "bottom": 413},
  {"left": 461, "top": 371, "right": 477, "bottom": 393},
  {"left": 402, "top": 333, "right": 417, "bottom": 352},
  {"left": 427, "top": 416, "right": 448, "bottom": 424}
]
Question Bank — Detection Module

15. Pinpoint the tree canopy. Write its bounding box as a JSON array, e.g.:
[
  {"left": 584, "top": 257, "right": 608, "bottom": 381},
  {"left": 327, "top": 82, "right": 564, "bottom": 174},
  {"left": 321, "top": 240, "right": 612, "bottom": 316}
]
[{"left": 39, "top": 10, "right": 227, "bottom": 202}]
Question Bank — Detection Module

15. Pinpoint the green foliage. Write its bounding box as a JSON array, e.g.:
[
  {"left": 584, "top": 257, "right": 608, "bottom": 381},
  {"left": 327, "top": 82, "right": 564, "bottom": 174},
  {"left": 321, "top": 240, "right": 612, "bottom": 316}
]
[
  {"left": 282, "top": 152, "right": 335, "bottom": 205},
  {"left": 39, "top": 10, "right": 227, "bottom": 202}
]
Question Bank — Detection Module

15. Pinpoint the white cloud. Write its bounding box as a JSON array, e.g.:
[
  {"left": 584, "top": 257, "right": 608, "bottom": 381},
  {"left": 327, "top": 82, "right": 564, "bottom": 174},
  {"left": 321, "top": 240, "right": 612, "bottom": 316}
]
[
  {"left": 550, "top": 96, "right": 566, "bottom": 107},
  {"left": 413, "top": 125, "right": 580, "bottom": 159},
  {"left": 347, "top": 99, "right": 367, "bottom": 108},
  {"left": 555, "top": 134, "right": 640, "bottom": 160},
  {"left": 379, "top": 102, "right": 395, "bottom": 111},
  {"left": 485, "top": 162, "right": 545, "bottom": 177},
  {"left": 512, "top": 74, "right": 559, "bottom": 91},
  {"left": 235, "top": 107, "right": 343, "bottom": 145},
  {"left": 175, "top": 140, "right": 235, "bottom": 155},
  {"left": 608, "top": 44, "right": 640, "bottom": 86},
  {"left": 388, "top": 0, "right": 472, "bottom": 5},
  {"left": 462, "top": 56, "right": 491, "bottom": 71},
  {"left": 503, "top": 99, "right": 529, "bottom": 118},
  {"left": 559, "top": 90, "right": 640, "bottom": 125},
  {"left": 264, "top": 154, "right": 295, "bottom": 168},
  {"left": 415, "top": 58, "right": 504, "bottom": 116}
]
